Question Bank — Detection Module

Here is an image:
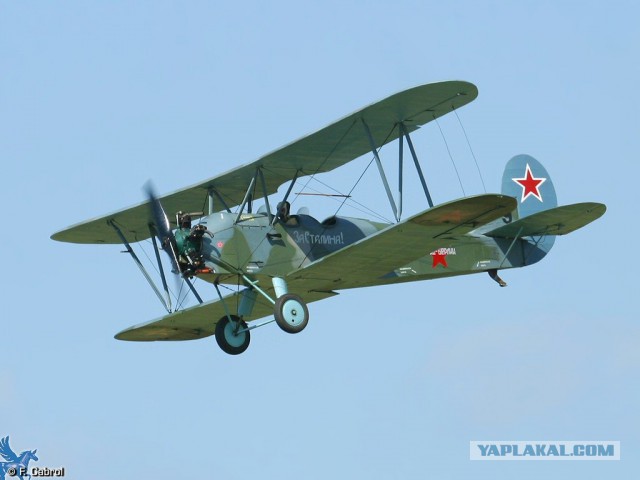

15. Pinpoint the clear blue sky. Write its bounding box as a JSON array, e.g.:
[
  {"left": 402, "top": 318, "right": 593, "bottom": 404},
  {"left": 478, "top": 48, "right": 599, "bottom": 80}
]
[{"left": 1, "top": 1, "right": 638, "bottom": 478}]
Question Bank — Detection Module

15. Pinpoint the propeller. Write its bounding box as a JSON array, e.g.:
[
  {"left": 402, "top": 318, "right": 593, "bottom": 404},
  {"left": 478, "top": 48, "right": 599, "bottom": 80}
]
[
  {"left": 144, "top": 182, "right": 182, "bottom": 276},
  {"left": 144, "top": 182, "right": 205, "bottom": 306}
]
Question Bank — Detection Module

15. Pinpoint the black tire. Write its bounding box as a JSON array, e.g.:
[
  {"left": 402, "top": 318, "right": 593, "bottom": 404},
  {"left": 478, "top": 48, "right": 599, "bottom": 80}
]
[
  {"left": 274, "top": 293, "right": 309, "bottom": 334},
  {"left": 215, "top": 315, "right": 250, "bottom": 355}
]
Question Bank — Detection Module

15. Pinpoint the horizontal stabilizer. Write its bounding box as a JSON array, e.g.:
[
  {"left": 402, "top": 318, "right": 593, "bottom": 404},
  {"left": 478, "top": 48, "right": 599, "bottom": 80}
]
[{"left": 484, "top": 202, "right": 606, "bottom": 238}]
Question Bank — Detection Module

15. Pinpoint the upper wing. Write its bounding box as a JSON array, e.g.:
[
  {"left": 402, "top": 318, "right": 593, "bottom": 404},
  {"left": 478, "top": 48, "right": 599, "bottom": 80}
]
[
  {"left": 115, "top": 288, "right": 337, "bottom": 341},
  {"left": 0, "top": 436, "right": 18, "bottom": 462},
  {"left": 52, "top": 81, "right": 477, "bottom": 244},
  {"left": 484, "top": 202, "right": 606, "bottom": 238},
  {"left": 286, "top": 194, "right": 517, "bottom": 292}
]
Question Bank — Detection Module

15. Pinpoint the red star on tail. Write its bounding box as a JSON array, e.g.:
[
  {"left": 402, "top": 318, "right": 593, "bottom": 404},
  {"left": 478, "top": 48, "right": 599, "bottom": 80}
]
[{"left": 512, "top": 163, "right": 546, "bottom": 202}]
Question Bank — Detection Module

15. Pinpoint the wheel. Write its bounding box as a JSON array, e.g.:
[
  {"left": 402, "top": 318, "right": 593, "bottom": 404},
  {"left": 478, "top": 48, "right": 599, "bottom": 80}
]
[
  {"left": 215, "top": 315, "right": 250, "bottom": 355},
  {"left": 274, "top": 293, "right": 309, "bottom": 334}
]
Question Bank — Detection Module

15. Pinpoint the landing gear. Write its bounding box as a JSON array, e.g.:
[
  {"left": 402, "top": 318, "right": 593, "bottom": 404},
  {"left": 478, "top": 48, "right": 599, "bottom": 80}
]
[
  {"left": 215, "top": 315, "right": 250, "bottom": 355},
  {"left": 211, "top": 276, "right": 309, "bottom": 354},
  {"left": 274, "top": 293, "right": 309, "bottom": 334}
]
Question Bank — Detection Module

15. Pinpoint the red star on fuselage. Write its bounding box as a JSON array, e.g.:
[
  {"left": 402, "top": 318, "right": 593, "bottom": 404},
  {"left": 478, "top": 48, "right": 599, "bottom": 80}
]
[
  {"left": 512, "top": 163, "right": 546, "bottom": 202},
  {"left": 431, "top": 250, "right": 448, "bottom": 268}
]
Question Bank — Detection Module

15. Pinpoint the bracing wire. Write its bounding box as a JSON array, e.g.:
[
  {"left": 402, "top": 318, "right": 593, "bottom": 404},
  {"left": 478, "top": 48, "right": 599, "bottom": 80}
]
[
  {"left": 140, "top": 239, "right": 161, "bottom": 275},
  {"left": 295, "top": 123, "right": 397, "bottom": 268},
  {"left": 434, "top": 115, "right": 466, "bottom": 196},
  {"left": 305, "top": 177, "right": 393, "bottom": 224},
  {"left": 327, "top": 122, "right": 397, "bottom": 221},
  {"left": 260, "top": 164, "right": 391, "bottom": 223},
  {"left": 175, "top": 280, "right": 188, "bottom": 311},
  {"left": 453, "top": 107, "right": 486, "bottom": 193},
  {"left": 237, "top": 121, "right": 395, "bottom": 272},
  {"left": 139, "top": 239, "right": 181, "bottom": 305},
  {"left": 139, "top": 237, "right": 202, "bottom": 312},
  {"left": 290, "top": 119, "right": 358, "bottom": 207}
]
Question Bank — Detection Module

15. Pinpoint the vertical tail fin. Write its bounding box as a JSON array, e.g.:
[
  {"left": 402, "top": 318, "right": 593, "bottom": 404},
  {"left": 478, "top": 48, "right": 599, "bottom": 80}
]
[
  {"left": 501, "top": 154, "right": 557, "bottom": 257},
  {"left": 502, "top": 154, "right": 557, "bottom": 219}
]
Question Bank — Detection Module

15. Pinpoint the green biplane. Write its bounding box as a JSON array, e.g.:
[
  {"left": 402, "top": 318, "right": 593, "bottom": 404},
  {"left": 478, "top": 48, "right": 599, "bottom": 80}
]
[{"left": 51, "top": 81, "right": 606, "bottom": 355}]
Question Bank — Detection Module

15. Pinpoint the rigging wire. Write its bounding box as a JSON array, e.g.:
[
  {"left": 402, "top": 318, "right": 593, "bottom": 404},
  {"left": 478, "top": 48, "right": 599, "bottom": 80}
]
[
  {"left": 434, "top": 115, "right": 466, "bottom": 197},
  {"left": 290, "top": 118, "right": 358, "bottom": 208},
  {"left": 139, "top": 239, "right": 161, "bottom": 275},
  {"left": 295, "top": 123, "right": 396, "bottom": 268},
  {"left": 294, "top": 178, "right": 392, "bottom": 223},
  {"left": 138, "top": 239, "right": 181, "bottom": 306},
  {"left": 138, "top": 237, "right": 200, "bottom": 312},
  {"left": 258, "top": 163, "right": 394, "bottom": 223},
  {"left": 306, "top": 176, "right": 394, "bottom": 224},
  {"left": 175, "top": 279, "right": 188, "bottom": 311},
  {"left": 323, "top": 122, "right": 397, "bottom": 222},
  {"left": 453, "top": 106, "right": 486, "bottom": 193},
  {"left": 237, "top": 122, "right": 395, "bottom": 273}
]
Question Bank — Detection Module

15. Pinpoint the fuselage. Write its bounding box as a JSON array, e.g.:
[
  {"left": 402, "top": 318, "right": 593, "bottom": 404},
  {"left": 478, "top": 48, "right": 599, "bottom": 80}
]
[{"left": 192, "top": 209, "right": 552, "bottom": 289}]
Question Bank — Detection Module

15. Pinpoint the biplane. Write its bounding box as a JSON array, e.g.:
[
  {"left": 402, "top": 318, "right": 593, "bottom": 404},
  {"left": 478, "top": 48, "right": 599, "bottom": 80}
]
[{"left": 51, "top": 81, "right": 606, "bottom": 355}]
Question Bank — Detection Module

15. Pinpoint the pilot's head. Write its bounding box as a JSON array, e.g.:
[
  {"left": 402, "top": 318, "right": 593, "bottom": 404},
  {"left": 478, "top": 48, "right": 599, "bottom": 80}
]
[
  {"left": 180, "top": 214, "right": 192, "bottom": 229},
  {"left": 277, "top": 201, "right": 290, "bottom": 220}
]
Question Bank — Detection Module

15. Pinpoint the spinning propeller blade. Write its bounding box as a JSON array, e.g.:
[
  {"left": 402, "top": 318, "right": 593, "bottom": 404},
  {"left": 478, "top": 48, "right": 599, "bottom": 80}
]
[
  {"left": 144, "top": 182, "right": 204, "bottom": 307},
  {"left": 144, "top": 182, "right": 181, "bottom": 275}
]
